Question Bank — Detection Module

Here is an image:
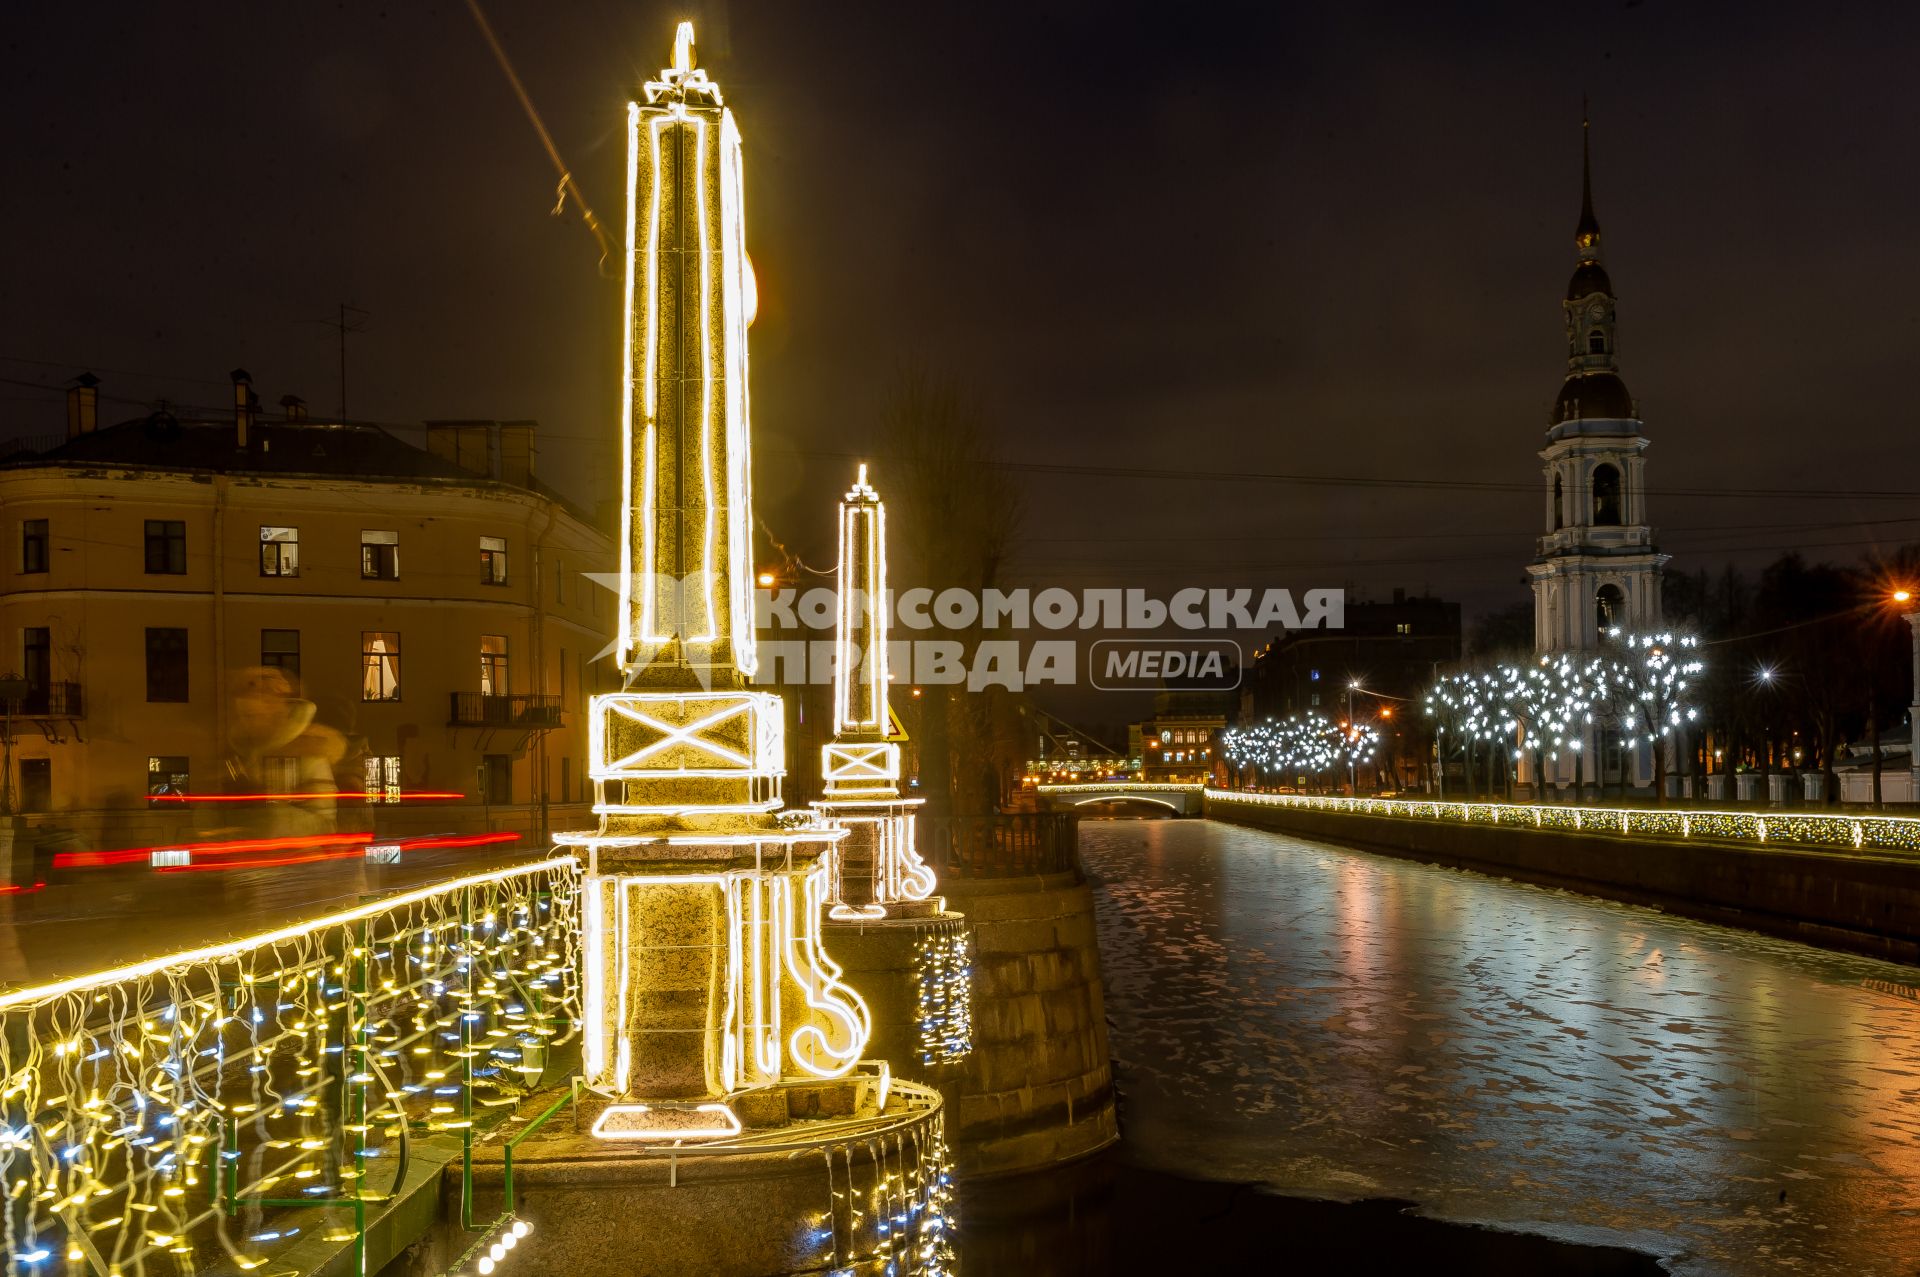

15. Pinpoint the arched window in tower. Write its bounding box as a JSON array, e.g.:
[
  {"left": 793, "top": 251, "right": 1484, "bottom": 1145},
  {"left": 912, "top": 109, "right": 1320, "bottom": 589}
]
[
  {"left": 1595, "top": 583, "right": 1625, "bottom": 633},
  {"left": 1592, "top": 463, "right": 1623, "bottom": 526},
  {"left": 1588, "top": 329, "right": 1607, "bottom": 355},
  {"left": 1553, "top": 475, "right": 1565, "bottom": 530}
]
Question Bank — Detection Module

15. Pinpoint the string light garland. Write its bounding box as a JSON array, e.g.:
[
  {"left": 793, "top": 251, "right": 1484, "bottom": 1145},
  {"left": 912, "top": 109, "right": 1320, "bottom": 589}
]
[
  {"left": 1205, "top": 791, "right": 1920, "bottom": 854},
  {"left": 1034, "top": 782, "right": 1204, "bottom": 796},
  {"left": 911, "top": 923, "right": 974, "bottom": 1067},
  {"left": 0, "top": 859, "right": 580, "bottom": 1275}
]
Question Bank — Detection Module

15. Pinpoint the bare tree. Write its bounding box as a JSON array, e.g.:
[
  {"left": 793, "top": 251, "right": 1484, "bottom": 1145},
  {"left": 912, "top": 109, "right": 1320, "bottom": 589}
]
[{"left": 878, "top": 368, "right": 1025, "bottom": 818}]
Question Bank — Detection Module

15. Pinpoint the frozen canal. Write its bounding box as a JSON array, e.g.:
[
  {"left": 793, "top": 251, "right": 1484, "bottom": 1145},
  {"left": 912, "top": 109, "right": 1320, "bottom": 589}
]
[{"left": 1082, "top": 818, "right": 1920, "bottom": 1276}]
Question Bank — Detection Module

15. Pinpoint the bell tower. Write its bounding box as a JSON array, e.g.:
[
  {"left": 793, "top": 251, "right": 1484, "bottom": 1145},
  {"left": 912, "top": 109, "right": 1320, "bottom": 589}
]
[{"left": 1527, "top": 112, "right": 1668, "bottom": 656}]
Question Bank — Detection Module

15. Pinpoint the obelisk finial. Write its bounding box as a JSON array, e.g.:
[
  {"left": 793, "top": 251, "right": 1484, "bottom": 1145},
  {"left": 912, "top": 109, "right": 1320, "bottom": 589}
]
[{"left": 672, "top": 21, "right": 695, "bottom": 75}]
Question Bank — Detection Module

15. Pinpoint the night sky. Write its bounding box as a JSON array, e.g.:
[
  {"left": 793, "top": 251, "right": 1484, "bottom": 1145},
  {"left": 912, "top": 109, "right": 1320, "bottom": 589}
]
[{"left": 6, "top": 1, "right": 1918, "bottom": 635}]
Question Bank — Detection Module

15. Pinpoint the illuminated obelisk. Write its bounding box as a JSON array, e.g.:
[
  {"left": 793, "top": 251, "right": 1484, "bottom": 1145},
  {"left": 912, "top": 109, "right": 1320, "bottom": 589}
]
[
  {"left": 815, "top": 466, "right": 938, "bottom": 919},
  {"left": 562, "top": 22, "right": 869, "bottom": 1139}
]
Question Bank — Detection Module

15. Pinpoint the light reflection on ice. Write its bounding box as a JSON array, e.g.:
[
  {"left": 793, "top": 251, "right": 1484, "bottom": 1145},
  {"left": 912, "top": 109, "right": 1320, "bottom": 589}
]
[{"left": 1083, "top": 819, "right": 1920, "bottom": 1277}]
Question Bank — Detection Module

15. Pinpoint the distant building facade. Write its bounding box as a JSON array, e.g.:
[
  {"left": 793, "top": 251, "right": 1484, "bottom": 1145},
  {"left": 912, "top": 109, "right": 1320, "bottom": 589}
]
[
  {"left": 1241, "top": 589, "right": 1462, "bottom": 726},
  {"left": 1138, "top": 687, "right": 1234, "bottom": 784},
  {"left": 0, "top": 371, "right": 614, "bottom": 850},
  {"left": 1238, "top": 590, "right": 1460, "bottom": 791}
]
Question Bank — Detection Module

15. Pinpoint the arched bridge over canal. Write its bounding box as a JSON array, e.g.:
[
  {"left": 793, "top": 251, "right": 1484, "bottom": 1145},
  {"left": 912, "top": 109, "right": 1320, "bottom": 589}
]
[{"left": 1034, "top": 782, "right": 1205, "bottom": 817}]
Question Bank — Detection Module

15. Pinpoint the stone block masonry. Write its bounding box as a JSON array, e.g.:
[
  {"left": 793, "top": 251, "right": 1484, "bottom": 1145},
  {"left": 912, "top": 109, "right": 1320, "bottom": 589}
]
[{"left": 939, "top": 871, "right": 1118, "bottom": 1178}]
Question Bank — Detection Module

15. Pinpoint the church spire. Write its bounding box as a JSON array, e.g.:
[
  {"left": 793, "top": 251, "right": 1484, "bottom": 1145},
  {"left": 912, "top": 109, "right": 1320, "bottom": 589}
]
[
  {"left": 1552, "top": 104, "right": 1633, "bottom": 425},
  {"left": 1576, "top": 102, "right": 1601, "bottom": 257}
]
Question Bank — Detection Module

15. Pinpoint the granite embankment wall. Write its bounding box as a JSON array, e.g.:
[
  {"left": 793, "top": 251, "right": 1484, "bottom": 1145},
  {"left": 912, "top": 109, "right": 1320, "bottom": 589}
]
[
  {"left": 938, "top": 871, "right": 1118, "bottom": 1178},
  {"left": 1208, "top": 797, "right": 1920, "bottom": 965}
]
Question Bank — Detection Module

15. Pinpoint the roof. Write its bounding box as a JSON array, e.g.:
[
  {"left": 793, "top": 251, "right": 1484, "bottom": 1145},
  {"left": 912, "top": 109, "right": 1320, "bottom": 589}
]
[
  {"left": 12, "top": 415, "right": 611, "bottom": 531},
  {"left": 1566, "top": 259, "right": 1613, "bottom": 301},
  {"left": 12, "top": 414, "right": 479, "bottom": 482},
  {"left": 1552, "top": 370, "right": 1636, "bottom": 425}
]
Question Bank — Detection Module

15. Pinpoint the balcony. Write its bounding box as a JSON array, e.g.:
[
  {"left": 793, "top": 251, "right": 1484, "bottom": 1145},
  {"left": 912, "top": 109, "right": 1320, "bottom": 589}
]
[
  {"left": 448, "top": 692, "right": 563, "bottom": 729},
  {"left": 16, "top": 681, "right": 83, "bottom": 718}
]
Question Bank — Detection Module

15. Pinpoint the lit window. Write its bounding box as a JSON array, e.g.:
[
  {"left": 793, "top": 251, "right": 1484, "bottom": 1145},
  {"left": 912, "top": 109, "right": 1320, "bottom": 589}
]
[
  {"left": 480, "top": 535, "right": 509, "bottom": 586},
  {"left": 147, "top": 755, "right": 189, "bottom": 800},
  {"left": 21, "top": 519, "right": 48, "bottom": 574},
  {"left": 260, "top": 526, "right": 299, "bottom": 577},
  {"left": 144, "top": 520, "right": 186, "bottom": 575},
  {"left": 261, "top": 756, "right": 300, "bottom": 792},
  {"left": 364, "top": 755, "right": 401, "bottom": 803},
  {"left": 362, "top": 631, "right": 401, "bottom": 701},
  {"left": 480, "top": 634, "right": 509, "bottom": 696},
  {"left": 1395, "top": 622, "right": 1412, "bottom": 635},
  {"left": 361, "top": 530, "right": 399, "bottom": 580}
]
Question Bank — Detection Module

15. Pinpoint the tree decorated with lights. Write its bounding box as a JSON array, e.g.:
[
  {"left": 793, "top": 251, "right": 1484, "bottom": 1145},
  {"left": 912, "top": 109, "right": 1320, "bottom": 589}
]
[
  {"left": 1599, "top": 629, "right": 1704, "bottom": 802},
  {"left": 1423, "top": 669, "right": 1514, "bottom": 799},
  {"left": 1503, "top": 654, "right": 1610, "bottom": 801},
  {"left": 1222, "top": 713, "right": 1381, "bottom": 793}
]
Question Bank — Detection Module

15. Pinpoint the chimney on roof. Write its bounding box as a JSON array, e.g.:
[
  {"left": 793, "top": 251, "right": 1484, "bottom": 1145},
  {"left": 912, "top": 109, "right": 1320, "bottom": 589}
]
[
  {"left": 231, "top": 368, "right": 257, "bottom": 447},
  {"left": 280, "top": 393, "right": 308, "bottom": 423},
  {"left": 497, "top": 421, "right": 535, "bottom": 486},
  {"left": 66, "top": 372, "right": 100, "bottom": 438}
]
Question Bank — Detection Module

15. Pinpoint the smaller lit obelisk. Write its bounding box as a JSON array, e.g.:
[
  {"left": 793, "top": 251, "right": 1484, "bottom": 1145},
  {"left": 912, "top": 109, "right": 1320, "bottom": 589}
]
[
  {"left": 814, "top": 466, "right": 939, "bottom": 919},
  {"left": 561, "top": 23, "right": 870, "bottom": 1141}
]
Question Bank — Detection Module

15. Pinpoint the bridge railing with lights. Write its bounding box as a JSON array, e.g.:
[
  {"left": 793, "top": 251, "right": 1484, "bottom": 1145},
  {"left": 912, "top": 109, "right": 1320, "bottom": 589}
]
[
  {"left": 1204, "top": 790, "right": 1920, "bottom": 855},
  {"left": 0, "top": 857, "right": 581, "bottom": 1276}
]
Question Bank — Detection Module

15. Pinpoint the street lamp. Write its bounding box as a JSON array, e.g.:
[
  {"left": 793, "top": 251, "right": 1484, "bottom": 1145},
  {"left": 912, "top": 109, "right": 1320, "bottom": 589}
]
[
  {"left": 1897, "top": 589, "right": 1920, "bottom": 802},
  {"left": 1347, "top": 681, "right": 1362, "bottom": 794}
]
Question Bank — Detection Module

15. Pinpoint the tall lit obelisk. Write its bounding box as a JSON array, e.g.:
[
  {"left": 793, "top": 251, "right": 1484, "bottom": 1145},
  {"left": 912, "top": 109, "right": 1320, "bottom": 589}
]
[
  {"left": 815, "top": 466, "right": 938, "bottom": 918},
  {"left": 562, "top": 23, "right": 869, "bottom": 1139}
]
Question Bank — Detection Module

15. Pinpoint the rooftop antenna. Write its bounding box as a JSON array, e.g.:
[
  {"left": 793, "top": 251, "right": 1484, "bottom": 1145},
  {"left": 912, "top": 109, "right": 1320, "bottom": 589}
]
[{"left": 319, "top": 303, "right": 369, "bottom": 424}]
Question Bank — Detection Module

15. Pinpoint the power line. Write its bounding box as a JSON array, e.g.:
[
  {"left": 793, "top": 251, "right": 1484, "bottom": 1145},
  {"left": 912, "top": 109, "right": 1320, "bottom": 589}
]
[
  {"left": 768, "top": 445, "right": 1920, "bottom": 503},
  {"left": 463, "top": 0, "right": 615, "bottom": 273}
]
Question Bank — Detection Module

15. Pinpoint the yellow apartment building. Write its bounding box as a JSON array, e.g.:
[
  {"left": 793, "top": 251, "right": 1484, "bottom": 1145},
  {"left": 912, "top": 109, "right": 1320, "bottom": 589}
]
[{"left": 0, "top": 372, "right": 614, "bottom": 854}]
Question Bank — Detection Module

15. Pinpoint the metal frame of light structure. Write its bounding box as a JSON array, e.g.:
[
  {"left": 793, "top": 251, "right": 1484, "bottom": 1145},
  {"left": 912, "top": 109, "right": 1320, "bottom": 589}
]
[{"left": 814, "top": 466, "right": 938, "bottom": 916}]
